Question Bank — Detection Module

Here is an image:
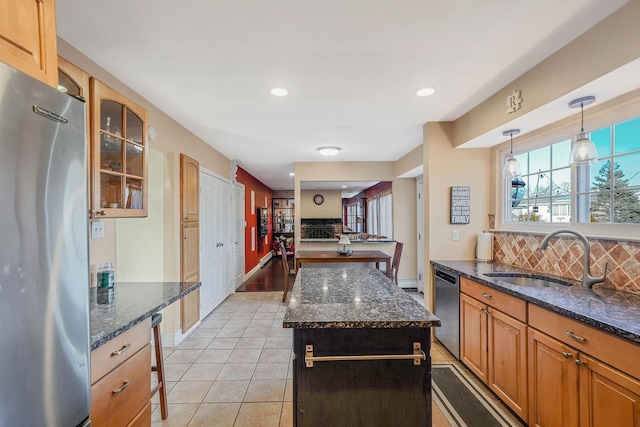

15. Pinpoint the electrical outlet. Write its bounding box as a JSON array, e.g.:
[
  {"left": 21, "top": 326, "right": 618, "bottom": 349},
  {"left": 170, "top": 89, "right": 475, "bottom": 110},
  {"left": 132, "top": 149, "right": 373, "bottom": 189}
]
[
  {"left": 91, "top": 221, "right": 105, "bottom": 239},
  {"left": 452, "top": 230, "right": 459, "bottom": 241}
]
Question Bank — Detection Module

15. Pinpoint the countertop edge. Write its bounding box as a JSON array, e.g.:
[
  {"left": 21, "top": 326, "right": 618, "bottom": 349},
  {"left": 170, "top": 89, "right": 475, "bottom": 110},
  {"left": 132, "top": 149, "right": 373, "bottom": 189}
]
[
  {"left": 431, "top": 260, "right": 640, "bottom": 344},
  {"left": 283, "top": 320, "right": 441, "bottom": 329},
  {"left": 90, "top": 282, "right": 201, "bottom": 350}
]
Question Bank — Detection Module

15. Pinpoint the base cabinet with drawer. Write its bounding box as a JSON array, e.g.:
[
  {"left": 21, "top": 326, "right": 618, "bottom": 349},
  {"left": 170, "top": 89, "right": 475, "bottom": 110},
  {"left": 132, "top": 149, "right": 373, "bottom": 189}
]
[
  {"left": 528, "top": 304, "right": 640, "bottom": 427},
  {"left": 459, "top": 277, "right": 528, "bottom": 421},
  {"left": 91, "top": 319, "right": 151, "bottom": 427}
]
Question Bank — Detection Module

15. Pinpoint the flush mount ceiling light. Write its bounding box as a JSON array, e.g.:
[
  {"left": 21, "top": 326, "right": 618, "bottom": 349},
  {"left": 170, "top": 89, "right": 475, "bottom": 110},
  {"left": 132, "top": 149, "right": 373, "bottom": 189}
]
[
  {"left": 502, "top": 129, "right": 522, "bottom": 179},
  {"left": 317, "top": 146, "right": 341, "bottom": 156},
  {"left": 289, "top": 172, "right": 295, "bottom": 176},
  {"left": 414, "top": 87, "right": 436, "bottom": 97},
  {"left": 270, "top": 87, "right": 289, "bottom": 97},
  {"left": 568, "top": 96, "right": 598, "bottom": 166}
]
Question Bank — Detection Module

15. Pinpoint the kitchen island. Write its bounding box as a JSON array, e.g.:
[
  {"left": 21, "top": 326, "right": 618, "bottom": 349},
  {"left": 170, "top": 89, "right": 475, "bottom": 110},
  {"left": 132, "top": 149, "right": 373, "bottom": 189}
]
[{"left": 284, "top": 268, "right": 440, "bottom": 426}]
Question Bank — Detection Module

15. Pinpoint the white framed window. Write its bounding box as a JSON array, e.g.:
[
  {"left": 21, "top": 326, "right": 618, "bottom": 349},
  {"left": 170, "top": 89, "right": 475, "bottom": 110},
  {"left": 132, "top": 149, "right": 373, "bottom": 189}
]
[
  {"left": 577, "top": 116, "right": 640, "bottom": 224},
  {"left": 503, "top": 115, "right": 640, "bottom": 225},
  {"left": 507, "top": 140, "right": 572, "bottom": 223}
]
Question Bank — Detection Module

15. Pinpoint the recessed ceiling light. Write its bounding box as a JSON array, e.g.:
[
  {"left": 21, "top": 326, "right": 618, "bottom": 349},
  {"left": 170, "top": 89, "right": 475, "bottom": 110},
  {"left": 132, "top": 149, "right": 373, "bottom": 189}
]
[
  {"left": 270, "top": 87, "right": 289, "bottom": 97},
  {"left": 317, "top": 146, "right": 341, "bottom": 156},
  {"left": 289, "top": 172, "right": 295, "bottom": 176},
  {"left": 415, "top": 87, "right": 436, "bottom": 97},
  {"left": 341, "top": 185, "right": 347, "bottom": 188}
]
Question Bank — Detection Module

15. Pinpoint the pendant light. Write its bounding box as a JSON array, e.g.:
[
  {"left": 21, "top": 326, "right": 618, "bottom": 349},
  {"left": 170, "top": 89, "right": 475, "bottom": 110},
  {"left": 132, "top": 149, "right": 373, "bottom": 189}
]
[
  {"left": 502, "top": 129, "right": 521, "bottom": 179},
  {"left": 568, "top": 96, "right": 598, "bottom": 165}
]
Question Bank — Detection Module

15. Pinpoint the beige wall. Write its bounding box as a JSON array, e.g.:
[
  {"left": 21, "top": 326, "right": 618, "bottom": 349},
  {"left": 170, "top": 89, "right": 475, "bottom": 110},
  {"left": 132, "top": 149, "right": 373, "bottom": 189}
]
[
  {"left": 300, "top": 190, "right": 342, "bottom": 218},
  {"left": 423, "top": 122, "right": 491, "bottom": 310},
  {"left": 57, "top": 39, "right": 232, "bottom": 337},
  {"left": 392, "top": 178, "right": 417, "bottom": 281}
]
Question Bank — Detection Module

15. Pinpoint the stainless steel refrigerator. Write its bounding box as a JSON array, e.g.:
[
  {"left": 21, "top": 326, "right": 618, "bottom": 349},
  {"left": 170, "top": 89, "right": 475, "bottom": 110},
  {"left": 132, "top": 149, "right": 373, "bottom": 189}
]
[{"left": 0, "top": 61, "right": 91, "bottom": 426}]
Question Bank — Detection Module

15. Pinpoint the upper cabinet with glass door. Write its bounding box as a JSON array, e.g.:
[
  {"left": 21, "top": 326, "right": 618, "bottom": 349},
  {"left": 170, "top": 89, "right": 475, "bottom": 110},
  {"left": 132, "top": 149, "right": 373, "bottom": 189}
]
[{"left": 90, "top": 78, "right": 148, "bottom": 218}]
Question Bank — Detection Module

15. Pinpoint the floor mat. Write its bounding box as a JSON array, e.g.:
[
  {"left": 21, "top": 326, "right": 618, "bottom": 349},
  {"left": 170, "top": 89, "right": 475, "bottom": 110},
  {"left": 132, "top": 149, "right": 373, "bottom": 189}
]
[{"left": 431, "top": 363, "right": 517, "bottom": 427}]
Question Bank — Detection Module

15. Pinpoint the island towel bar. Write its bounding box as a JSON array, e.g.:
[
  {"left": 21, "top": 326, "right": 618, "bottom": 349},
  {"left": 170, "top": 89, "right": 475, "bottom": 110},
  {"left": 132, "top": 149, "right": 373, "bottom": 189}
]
[{"left": 305, "top": 343, "right": 426, "bottom": 367}]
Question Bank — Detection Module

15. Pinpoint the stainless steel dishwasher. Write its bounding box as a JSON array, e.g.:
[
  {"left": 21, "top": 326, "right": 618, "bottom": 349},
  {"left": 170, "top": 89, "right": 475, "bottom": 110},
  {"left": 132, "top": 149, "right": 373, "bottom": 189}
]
[{"left": 434, "top": 267, "right": 460, "bottom": 359}]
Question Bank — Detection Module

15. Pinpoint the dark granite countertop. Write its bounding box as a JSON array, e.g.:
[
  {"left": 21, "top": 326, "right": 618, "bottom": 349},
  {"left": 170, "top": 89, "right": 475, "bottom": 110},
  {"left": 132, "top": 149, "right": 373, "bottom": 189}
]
[
  {"left": 90, "top": 281, "right": 201, "bottom": 350},
  {"left": 283, "top": 268, "right": 440, "bottom": 329},
  {"left": 431, "top": 260, "right": 640, "bottom": 344}
]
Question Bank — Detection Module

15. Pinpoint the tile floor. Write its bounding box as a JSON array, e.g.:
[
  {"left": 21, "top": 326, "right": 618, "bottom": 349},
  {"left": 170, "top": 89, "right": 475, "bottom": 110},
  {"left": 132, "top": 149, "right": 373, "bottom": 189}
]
[{"left": 151, "top": 291, "right": 521, "bottom": 427}]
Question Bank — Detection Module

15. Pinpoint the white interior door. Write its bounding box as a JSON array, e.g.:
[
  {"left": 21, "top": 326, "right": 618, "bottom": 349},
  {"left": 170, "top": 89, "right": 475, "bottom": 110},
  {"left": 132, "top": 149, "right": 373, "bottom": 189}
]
[
  {"left": 217, "top": 180, "right": 233, "bottom": 298},
  {"left": 200, "top": 169, "right": 233, "bottom": 319},
  {"left": 233, "top": 184, "right": 245, "bottom": 288},
  {"left": 416, "top": 177, "right": 425, "bottom": 293}
]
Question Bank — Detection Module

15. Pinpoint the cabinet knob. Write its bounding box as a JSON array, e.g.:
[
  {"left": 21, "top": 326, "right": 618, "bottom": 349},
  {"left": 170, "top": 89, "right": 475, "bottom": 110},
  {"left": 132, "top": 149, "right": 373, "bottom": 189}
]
[
  {"left": 575, "top": 359, "right": 587, "bottom": 367},
  {"left": 562, "top": 352, "right": 572, "bottom": 359}
]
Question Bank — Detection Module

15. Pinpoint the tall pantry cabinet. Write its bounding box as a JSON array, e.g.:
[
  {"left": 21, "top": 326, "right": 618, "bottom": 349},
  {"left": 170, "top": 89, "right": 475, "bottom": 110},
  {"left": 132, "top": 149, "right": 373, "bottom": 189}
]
[{"left": 180, "top": 154, "right": 201, "bottom": 332}]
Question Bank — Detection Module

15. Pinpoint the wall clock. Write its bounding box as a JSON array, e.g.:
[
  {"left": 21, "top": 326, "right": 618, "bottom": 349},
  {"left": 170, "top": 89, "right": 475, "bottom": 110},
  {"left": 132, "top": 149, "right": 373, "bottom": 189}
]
[{"left": 313, "top": 194, "right": 324, "bottom": 205}]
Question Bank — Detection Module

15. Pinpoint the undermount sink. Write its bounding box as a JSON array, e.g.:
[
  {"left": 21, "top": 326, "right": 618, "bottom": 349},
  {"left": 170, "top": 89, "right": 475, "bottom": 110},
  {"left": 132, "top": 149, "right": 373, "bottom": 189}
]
[{"left": 483, "top": 273, "right": 572, "bottom": 288}]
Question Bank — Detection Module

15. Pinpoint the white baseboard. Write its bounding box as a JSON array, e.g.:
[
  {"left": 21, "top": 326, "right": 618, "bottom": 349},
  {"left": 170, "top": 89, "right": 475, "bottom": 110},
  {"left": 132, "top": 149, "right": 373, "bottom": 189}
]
[
  {"left": 161, "top": 320, "right": 201, "bottom": 348},
  {"left": 398, "top": 278, "right": 418, "bottom": 289},
  {"left": 260, "top": 251, "right": 273, "bottom": 267}
]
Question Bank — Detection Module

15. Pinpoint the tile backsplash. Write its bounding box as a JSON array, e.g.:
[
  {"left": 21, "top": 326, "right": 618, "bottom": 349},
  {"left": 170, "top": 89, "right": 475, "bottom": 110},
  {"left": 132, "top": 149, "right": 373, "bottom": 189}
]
[{"left": 493, "top": 231, "right": 640, "bottom": 294}]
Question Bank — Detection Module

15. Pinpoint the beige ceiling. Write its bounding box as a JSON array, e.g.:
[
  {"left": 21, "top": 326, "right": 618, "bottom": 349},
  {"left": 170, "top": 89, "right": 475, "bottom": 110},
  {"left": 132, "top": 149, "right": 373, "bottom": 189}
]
[{"left": 55, "top": 0, "right": 627, "bottom": 189}]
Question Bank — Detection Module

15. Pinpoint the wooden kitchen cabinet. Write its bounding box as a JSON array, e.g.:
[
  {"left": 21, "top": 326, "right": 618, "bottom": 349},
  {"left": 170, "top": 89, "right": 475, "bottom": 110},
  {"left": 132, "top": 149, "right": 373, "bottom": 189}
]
[
  {"left": 460, "top": 277, "right": 528, "bottom": 421},
  {"left": 180, "top": 154, "right": 200, "bottom": 332},
  {"left": 90, "top": 78, "right": 148, "bottom": 218},
  {"left": 460, "top": 292, "right": 488, "bottom": 382},
  {"left": 91, "top": 318, "right": 151, "bottom": 427},
  {"left": 181, "top": 154, "right": 200, "bottom": 222},
  {"left": 181, "top": 221, "right": 200, "bottom": 332},
  {"left": 529, "top": 304, "right": 640, "bottom": 427},
  {"left": 528, "top": 327, "right": 580, "bottom": 427},
  {"left": 0, "top": 0, "right": 58, "bottom": 87}
]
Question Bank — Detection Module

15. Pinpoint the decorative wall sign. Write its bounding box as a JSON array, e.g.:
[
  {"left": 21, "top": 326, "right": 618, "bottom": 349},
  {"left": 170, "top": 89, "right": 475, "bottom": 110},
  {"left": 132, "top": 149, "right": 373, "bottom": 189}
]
[
  {"left": 450, "top": 186, "right": 470, "bottom": 224},
  {"left": 506, "top": 90, "right": 523, "bottom": 114}
]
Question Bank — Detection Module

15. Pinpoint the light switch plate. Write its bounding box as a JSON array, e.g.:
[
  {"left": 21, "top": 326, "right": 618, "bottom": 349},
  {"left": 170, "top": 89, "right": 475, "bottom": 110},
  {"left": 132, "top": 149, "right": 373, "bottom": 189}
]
[
  {"left": 452, "top": 230, "right": 459, "bottom": 241},
  {"left": 91, "top": 221, "right": 105, "bottom": 239}
]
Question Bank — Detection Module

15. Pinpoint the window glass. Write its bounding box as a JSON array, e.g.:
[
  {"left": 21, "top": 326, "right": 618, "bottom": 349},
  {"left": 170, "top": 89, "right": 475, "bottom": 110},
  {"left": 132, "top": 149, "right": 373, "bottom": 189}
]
[
  {"left": 590, "top": 127, "right": 611, "bottom": 157},
  {"left": 529, "top": 146, "right": 550, "bottom": 173},
  {"left": 552, "top": 140, "right": 571, "bottom": 169},
  {"left": 614, "top": 117, "right": 640, "bottom": 155}
]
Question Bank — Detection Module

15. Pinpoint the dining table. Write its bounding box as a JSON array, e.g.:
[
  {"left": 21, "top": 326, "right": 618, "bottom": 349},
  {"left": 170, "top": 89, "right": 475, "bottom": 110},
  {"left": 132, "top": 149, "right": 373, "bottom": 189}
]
[{"left": 294, "top": 250, "right": 391, "bottom": 277}]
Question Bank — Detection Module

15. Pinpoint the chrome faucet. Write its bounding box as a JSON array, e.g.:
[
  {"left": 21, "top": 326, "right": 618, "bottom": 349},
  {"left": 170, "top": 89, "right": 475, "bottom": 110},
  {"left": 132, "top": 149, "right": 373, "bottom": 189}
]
[{"left": 539, "top": 229, "right": 607, "bottom": 288}]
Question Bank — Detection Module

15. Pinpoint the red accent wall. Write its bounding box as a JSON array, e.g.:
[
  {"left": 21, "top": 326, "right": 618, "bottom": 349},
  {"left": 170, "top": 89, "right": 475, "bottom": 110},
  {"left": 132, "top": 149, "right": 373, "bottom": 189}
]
[{"left": 236, "top": 167, "right": 274, "bottom": 273}]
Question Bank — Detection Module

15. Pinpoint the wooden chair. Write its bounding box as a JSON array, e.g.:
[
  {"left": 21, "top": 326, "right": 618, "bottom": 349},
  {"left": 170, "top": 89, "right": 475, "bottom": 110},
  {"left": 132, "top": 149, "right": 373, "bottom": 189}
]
[
  {"left": 151, "top": 313, "right": 168, "bottom": 419},
  {"left": 390, "top": 242, "right": 404, "bottom": 285},
  {"left": 279, "top": 242, "right": 295, "bottom": 302}
]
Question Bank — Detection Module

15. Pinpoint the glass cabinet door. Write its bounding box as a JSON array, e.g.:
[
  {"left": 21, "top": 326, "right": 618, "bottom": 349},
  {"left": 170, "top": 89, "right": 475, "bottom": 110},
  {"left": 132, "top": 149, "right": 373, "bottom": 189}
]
[{"left": 91, "top": 78, "right": 148, "bottom": 217}]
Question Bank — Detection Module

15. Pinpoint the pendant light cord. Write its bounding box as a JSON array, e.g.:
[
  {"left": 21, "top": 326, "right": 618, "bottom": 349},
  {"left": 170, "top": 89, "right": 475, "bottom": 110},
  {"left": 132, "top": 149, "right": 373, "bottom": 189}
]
[{"left": 580, "top": 103, "right": 585, "bottom": 132}]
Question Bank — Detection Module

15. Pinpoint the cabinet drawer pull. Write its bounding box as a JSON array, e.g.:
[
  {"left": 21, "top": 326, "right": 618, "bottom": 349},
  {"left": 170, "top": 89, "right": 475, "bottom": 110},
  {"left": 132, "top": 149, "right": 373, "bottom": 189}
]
[
  {"left": 562, "top": 352, "right": 572, "bottom": 359},
  {"left": 565, "top": 330, "right": 586, "bottom": 343},
  {"left": 575, "top": 359, "right": 587, "bottom": 367},
  {"left": 112, "top": 379, "right": 131, "bottom": 394},
  {"left": 481, "top": 292, "right": 492, "bottom": 299},
  {"left": 111, "top": 343, "right": 131, "bottom": 357}
]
